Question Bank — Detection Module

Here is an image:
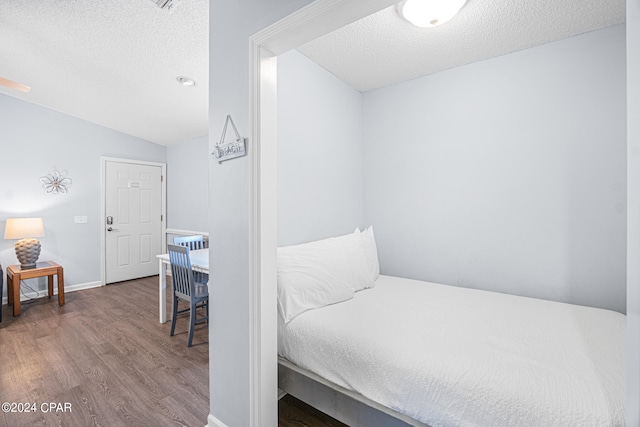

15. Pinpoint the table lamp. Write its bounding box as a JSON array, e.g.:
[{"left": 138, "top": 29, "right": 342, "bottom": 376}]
[{"left": 4, "top": 217, "right": 45, "bottom": 269}]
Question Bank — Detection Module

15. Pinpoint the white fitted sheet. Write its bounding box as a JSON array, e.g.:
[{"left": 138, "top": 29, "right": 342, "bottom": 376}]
[{"left": 278, "top": 275, "right": 625, "bottom": 426}]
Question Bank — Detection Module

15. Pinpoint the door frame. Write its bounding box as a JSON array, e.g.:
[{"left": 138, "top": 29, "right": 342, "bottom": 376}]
[
  {"left": 247, "top": 0, "right": 397, "bottom": 423},
  {"left": 100, "top": 156, "right": 167, "bottom": 286}
]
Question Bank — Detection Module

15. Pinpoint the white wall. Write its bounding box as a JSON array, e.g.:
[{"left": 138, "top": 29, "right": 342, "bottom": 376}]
[
  {"left": 0, "top": 94, "right": 166, "bottom": 298},
  {"left": 627, "top": 0, "right": 640, "bottom": 423},
  {"left": 362, "top": 25, "right": 627, "bottom": 313},
  {"left": 277, "top": 50, "right": 363, "bottom": 246},
  {"left": 166, "top": 135, "right": 209, "bottom": 233},
  {"left": 208, "top": 1, "right": 315, "bottom": 426}
]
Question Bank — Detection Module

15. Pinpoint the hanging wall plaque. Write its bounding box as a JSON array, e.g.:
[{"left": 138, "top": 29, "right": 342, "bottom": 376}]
[{"left": 213, "top": 115, "right": 247, "bottom": 163}]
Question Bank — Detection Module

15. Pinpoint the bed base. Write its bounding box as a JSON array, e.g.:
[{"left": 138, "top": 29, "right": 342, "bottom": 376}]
[{"left": 278, "top": 357, "right": 430, "bottom": 427}]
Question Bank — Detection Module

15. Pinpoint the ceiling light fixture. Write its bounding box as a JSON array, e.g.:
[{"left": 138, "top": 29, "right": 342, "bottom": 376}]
[
  {"left": 0, "top": 77, "right": 31, "bottom": 92},
  {"left": 176, "top": 76, "right": 196, "bottom": 87},
  {"left": 397, "top": 0, "right": 467, "bottom": 28}
]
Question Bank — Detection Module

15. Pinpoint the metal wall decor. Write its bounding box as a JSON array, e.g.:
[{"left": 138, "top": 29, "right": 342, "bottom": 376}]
[
  {"left": 40, "top": 167, "right": 72, "bottom": 194},
  {"left": 213, "top": 115, "right": 247, "bottom": 163}
]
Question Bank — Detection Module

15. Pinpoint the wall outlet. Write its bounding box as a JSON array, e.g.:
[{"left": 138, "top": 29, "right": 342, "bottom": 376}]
[{"left": 74, "top": 215, "right": 88, "bottom": 224}]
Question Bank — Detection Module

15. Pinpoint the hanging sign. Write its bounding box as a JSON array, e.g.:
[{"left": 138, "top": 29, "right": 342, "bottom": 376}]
[{"left": 213, "top": 115, "right": 247, "bottom": 163}]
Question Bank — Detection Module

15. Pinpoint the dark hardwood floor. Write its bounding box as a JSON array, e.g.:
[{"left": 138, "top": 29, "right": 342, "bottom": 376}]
[
  {"left": 278, "top": 394, "right": 347, "bottom": 427},
  {"left": 0, "top": 275, "right": 344, "bottom": 427}
]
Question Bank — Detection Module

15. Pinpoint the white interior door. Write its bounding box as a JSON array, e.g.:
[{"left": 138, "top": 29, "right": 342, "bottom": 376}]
[{"left": 105, "top": 160, "right": 163, "bottom": 284}]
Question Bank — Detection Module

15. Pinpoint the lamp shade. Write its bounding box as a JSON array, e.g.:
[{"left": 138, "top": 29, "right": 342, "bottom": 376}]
[
  {"left": 4, "top": 217, "right": 45, "bottom": 240},
  {"left": 4, "top": 218, "right": 44, "bottom": 269},
  {"left": 398, "top": 0, "right": 467, "bottom": 28}
]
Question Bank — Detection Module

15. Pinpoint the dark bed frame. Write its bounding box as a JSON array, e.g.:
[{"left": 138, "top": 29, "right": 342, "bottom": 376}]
[{"left": 278, "top": 357, "right": 431, "bottom": 427}]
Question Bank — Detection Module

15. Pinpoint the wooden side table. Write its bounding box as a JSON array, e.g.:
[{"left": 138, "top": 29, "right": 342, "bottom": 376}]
[{"left": 6, "top": 261, "right": 64, "bottom": 317}]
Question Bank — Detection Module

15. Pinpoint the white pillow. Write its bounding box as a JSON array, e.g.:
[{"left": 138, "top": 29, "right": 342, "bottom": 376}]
[
  {"left": 327, "top": 230, "right": 374, "bottom": 292},
  {"left": 277, "top": 239, "right": 354, "bottom": 323},
  {"left": 361, "top": 226, "right": 380, "bottom": 282}
]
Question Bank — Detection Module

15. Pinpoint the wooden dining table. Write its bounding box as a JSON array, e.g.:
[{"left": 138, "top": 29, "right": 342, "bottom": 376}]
[{"left": 156, "top": 248, "right": 209, "bottom": 323}]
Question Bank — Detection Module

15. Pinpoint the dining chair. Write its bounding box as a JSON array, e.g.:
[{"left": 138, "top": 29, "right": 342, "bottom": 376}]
[
  {"left": 173, "top": 234, "right": 208, "bottom": 250},
  {"left": 167, "top": 244, "right": 209, "bottom": 347},
  {"left": 173, "top": 235, "right": 209, "bottom": 284}
]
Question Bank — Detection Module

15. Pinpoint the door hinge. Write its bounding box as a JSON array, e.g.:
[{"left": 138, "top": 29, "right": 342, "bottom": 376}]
[
  {"left": 161, "top": 214, "right": 164, "bottom": 221},
  {"left": 161, "top": 175, "right": 164, "bottom": 182}
]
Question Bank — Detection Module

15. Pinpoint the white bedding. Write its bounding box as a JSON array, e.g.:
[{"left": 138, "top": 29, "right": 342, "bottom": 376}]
[{"left": 278, "top": 275, "right": 626, "bottom": 426}]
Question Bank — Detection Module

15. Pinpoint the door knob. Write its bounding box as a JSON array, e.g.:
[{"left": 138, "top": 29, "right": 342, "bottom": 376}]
[{"left": 107, "top": 227, "right": 119, "bottom": 232}]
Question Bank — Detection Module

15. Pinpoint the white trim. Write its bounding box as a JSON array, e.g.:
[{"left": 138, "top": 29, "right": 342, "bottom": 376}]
[
  {"left": 100, "top": 157, "right": 167, "bottom": 286},
  {"left": 249, "top": 44, "right": 279, "bottom": 426},
  {"left": 2, "top": 280, "right": 102, "bottom": 305},
  {"left": 206, "top": 413, "right": 229, "bottom": 427},
  {"left": 628, "top": 0, "right": 640, "bottom": 425},
  {"left": 166, "top": 228, "right": 209, "bottom": 237},
  {"left": 100, "top": 156, "right": 169, "bottom": 167},
  {"left": 253, "top": 0, "right": 398, "bottom": 56},
  {"left": 248, "top": 1, "right": 397, "bottom": 425}
]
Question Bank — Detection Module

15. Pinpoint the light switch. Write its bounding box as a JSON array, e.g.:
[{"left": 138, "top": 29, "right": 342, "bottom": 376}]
[{"left": 74, "top": 216, "right": 88, "bottom": 224}]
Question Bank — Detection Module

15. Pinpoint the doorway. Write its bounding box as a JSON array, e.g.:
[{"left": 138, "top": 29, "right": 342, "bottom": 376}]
[
  {"left": 101, "top": 157, "right": 166, "bottom": 284},
  {"left": 248, "top": 2, "right": 638, "bottom": 426},
  {"left": 246, "top": 1, "right": 397, "bottom": 424}
]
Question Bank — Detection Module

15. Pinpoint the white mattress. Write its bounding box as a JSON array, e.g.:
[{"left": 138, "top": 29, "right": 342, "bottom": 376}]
[{"left": 278, "top": 275, "right": 626, "bottom": 427}]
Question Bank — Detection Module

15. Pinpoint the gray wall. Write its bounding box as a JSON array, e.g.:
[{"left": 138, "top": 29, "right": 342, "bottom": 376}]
[
  {"left": 0, "top": 94, "right": 166, "bottom": 298},
  {"left": 208, "top": 1, "right": 316, "bottom": 425},
  {"left": 278, "top": 50, "right": 363, "bottom": 246},
  {"left": 166, "top": 135, "right": 209, "bottom": 233},
  {"left": 627, "top": 0, "right": 640, "bottom": 423},
  {"left": 362, "top": 25, "right": 626, "bottom": 313}
]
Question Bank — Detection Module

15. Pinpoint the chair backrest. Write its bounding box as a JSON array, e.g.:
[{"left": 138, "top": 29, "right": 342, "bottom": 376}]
[
  {"left": 168, "top": 244, "right": 194, "bottom": 299},
  {"left": 173, "top": 235, "right": 208, "bottom": 250}
]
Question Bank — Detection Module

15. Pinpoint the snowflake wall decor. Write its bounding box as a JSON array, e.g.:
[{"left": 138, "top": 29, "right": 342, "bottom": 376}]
[{"left": 40, "top": 167, "right": 72, "bottom": 195}]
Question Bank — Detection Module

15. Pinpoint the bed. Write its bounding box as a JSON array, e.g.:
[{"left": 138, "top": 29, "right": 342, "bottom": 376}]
[{"left": 276, "top": 229, "right": 626, "bottom": 426}]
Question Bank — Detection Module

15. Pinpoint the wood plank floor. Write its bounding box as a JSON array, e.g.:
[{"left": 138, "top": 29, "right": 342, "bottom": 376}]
[
  {"left": 0, "top": 275, "right": 344, "bottom": 427},
  {"left": 278, "top": 394, "right": 347, "bottom": 427}
]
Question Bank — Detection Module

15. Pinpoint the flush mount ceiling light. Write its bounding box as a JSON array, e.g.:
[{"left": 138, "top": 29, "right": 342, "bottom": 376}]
[
  {"left": 176, "top": 76, "right": 196, "bottom": 87},
  {"left": 397, "top": 0, "right": 467, "bottom": 28}
]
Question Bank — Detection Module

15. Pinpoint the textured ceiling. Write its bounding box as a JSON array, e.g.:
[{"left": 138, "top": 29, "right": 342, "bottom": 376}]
[
  {"left": 0, "top": 0, "right": 208, "bottom": 145},
  {"left": 298, "top": 0, "right": 626, "bottom": 92},
  {"left": 0, "top": 1, "right": 626, "bottom": 145}
]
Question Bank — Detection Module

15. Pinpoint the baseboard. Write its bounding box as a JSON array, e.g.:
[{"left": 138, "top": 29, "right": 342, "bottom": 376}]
[
  {"left": 2, "top": 280, "right": 103, "bottom": 305},
  {"left": 207, "top": 413, "right": 229, "bottom": 427}
]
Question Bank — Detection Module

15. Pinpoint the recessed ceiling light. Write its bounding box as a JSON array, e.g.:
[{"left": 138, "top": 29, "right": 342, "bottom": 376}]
[
  {"left": 397, "top": 0, "right": 467, "bottom": 28},
  {"left": 176, "top": 76, "right": 196, "bottom": 87}
]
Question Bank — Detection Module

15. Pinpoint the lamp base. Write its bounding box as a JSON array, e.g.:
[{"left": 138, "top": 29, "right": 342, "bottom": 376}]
[{"left": 15, "top": 238, "right": 41, "bottom": 269}]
